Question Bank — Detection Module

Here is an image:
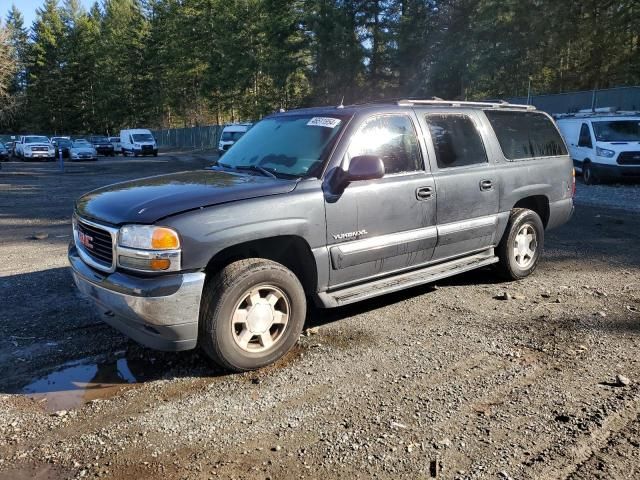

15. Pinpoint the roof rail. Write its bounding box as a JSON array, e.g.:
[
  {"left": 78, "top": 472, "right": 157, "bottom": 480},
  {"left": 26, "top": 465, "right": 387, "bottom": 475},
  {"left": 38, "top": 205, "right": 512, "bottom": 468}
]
[
  {"left": 554, "top": 110, "right": 640, "bottom": 119},
  {"left": 396, "top": 99, "right": 537, "bottom": 111}
]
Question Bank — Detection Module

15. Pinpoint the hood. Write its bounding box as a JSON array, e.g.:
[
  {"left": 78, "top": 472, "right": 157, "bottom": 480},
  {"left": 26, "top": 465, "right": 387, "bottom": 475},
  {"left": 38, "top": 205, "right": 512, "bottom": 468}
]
[
  {"left": 75, "top": 169, "right": 298, "bottom": 225},
  {"left": 25, "top": 143, "right": 51, "bottom": 147}
]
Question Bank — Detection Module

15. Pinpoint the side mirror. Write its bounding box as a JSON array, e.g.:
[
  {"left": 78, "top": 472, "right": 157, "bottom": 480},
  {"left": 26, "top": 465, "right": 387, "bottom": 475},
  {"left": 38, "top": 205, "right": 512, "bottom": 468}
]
[{"left": 346, "top": 155, "right": 385, "bottom": 182}]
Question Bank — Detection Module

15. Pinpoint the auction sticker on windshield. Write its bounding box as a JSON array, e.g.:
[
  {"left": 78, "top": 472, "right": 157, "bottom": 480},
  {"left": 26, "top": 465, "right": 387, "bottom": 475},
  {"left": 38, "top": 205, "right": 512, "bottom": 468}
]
[{"left": 307, "top": 117, "right": 342, "bottom": 128}]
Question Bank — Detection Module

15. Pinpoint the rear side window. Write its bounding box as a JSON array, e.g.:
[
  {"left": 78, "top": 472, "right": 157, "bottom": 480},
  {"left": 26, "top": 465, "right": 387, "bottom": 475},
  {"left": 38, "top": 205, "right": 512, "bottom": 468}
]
[
  {"left": 484, "top": 110, "right": 568, "bottom": 160},
  {"left": 347, "top": 115, "right": 423, "bottom": 174},
  {"left": 425, "top": 114, "right": 488, "bottom": 169}
]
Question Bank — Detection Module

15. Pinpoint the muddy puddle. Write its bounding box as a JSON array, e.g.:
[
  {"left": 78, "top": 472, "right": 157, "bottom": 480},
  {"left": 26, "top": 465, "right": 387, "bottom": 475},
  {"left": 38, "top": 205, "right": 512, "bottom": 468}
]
[{"left": 19, "top": 354, "right": 154, "bottom": 412}]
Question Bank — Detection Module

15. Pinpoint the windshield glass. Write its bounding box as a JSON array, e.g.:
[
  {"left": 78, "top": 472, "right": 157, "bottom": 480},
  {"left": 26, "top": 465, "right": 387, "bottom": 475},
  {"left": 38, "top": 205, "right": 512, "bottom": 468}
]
[
  {"left": 593, "top": 120, "right": 640, "bottom": 142},
  {"left": 90, "top": 136, "right": 109, "bottom": 143},
  {"left": 221, "top": 131, "right": 245, "bottom": 142},
  {"left": 110, "top": 137, "right": 120, "bottom": 142},
  {"left": 218, "top": 114, "right": 347, "bottom": 178},
  {"left": 25, "top": 136, "right": 49, "bottom": 144},
  {"left": 57, "top": 139, "right": 72, "bottom": 146},
  {"left": 73, "top": 140, "right": 91, "bottom": 147},
  {"left": 132, "top": 133, "right": 154, "bottom": 142}
]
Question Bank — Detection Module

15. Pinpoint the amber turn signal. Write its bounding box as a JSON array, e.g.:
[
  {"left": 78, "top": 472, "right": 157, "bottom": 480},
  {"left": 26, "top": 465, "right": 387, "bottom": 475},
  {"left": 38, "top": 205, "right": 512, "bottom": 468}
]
[
  {"left": 150, "top": 258, "right": 172, "bottom": 270},
  {"left": 151, "top": 227, "right": 180, "bottom": 250}
]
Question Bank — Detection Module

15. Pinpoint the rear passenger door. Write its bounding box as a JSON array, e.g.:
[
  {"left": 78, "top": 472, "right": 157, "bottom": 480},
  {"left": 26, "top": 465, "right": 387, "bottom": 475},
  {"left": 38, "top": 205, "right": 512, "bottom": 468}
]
[{"left": 420, "top": 111, "right": 500, "bottom": 261}]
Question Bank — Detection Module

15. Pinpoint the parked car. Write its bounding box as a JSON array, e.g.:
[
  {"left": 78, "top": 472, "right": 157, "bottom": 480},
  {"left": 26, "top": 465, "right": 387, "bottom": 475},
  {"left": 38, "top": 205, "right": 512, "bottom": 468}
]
[
  {"left": 218, "top": 123, "right": 252, "bottom": 155},
  {"left": 51, "top": 137, "right": 73, "bottom": 158},
  {"left": 69, "top": 139, "right": 98, "bottom": 161},
  {"left": 0, "top": 142, "right": 8, "bottom": 161},
  {"left": 69, "top": 99, "right": 574, "bottom": 372},
  {"left": 556, "top": 109, "right": 640, "bottom": 184},
  {"left": 88, "top": 135, "right": 115, "bottom": 156},
  {"left": 4, "top": 141, "right": 15, "bottom": 157},
  {"left": 108, "top": 136, "right": 122, "bottom": 155},
  {"left": 15, "top": 135, "right": 56, "bottom": 161},
  {"left": 120, "top": 129, "right": 158, "bottom": 157}
]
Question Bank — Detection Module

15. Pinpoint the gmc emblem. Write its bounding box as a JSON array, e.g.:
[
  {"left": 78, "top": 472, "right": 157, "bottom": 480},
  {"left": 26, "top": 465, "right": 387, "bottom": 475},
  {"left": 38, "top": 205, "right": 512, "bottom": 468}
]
[{"left": 78, "top": 231, "right": 93, "bottom": 249}]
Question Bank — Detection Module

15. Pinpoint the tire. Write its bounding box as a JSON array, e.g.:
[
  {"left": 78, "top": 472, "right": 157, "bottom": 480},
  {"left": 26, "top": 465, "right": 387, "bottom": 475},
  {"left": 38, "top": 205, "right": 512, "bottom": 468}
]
[
  {"left": 583, "top": 162, "right": 598, "bottom": 185},
  {"left": 495, "top": 208, "right": 544, "bottom": 280},
  {"left": 200, "top": 258, "right": 306, "bottom": 372}
]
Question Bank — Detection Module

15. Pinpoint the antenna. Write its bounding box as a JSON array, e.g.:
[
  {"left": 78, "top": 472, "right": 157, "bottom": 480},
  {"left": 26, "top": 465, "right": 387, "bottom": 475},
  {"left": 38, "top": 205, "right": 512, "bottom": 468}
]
[{"left": 337, "top": 96, "right": 345, "bottom": 109}]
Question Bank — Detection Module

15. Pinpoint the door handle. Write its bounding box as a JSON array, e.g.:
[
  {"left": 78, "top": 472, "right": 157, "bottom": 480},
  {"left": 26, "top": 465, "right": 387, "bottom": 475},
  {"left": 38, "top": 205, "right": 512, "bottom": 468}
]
[
  {"left": 416, "top": 186, "right": 433, "bottom": 200},
  {"left": 480, "top": 180, "right": 493, "bottom": 191}
]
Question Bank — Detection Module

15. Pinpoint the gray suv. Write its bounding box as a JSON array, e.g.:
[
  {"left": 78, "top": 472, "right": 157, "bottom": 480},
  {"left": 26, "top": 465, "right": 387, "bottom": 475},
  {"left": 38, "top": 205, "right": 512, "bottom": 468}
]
[{"left": 69, "top": 99, "right": 575, "bottom": 371}]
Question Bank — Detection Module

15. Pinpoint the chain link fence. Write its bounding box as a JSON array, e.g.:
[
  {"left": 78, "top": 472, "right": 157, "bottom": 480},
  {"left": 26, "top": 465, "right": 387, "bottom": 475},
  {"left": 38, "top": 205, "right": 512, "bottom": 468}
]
[
  {"left": 151, "top": 125, "right": 223, "bottom": 150},
  {"left": 507, "top": 86, "right": 640, "bottom": 115}
]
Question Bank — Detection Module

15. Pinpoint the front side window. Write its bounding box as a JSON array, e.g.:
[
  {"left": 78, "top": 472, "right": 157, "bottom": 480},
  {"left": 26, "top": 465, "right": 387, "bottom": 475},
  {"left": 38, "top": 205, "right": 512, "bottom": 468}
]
[
  {"left": 484, "top": 110, "right": 567, "bottom": 160},
  {"left": 592, "top": 120, "right": 640, "bottom": 142},
  {"left": 218, "top": 114, "right": 348, "bottom": 178},
  {"left": 221, "top": 131, "right": 245, "bottom": 142},
  {"left": 426, "top": 114, "right": 487, "bottom": 169},
  {"left": 578, "top": 123, "right": 593, "bottom": 148},
  {"left": 347, "top": 115, "right": 422, "bottom": 174}
]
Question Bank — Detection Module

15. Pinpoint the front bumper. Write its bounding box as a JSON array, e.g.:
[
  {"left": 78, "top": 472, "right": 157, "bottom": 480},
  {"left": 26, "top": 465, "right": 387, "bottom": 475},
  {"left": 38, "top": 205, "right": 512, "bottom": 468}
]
[
  {"left": 69, "top": 244, "right": 204, "bottom": 351},
  {"left": 594, "top": 163, "right": 640, "bottom": 180}
]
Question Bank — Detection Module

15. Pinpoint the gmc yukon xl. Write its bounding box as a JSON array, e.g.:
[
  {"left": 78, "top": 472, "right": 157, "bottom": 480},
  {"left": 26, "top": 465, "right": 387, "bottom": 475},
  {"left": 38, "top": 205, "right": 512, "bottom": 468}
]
[{"left": 69, "top": 99, "right": 574, "bottom": 372}]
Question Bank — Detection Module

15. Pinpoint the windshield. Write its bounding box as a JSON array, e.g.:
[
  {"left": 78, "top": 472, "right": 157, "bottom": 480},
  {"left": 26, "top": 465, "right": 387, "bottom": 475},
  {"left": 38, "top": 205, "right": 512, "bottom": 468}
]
[
  {"left": 90, "top": 136, "right": 109, "bottom": 143},
  {"left": 110, "top": 137, "right": 120, "bottom": 142},
  {"left": 73, "top": 140, "right": 91, "bottom": 147},
  {"left": 218, "top": 114, "right": 347, "bottom": 178},
  {"left": 25, "top": 136, "right": 49, "bottom": 144},
  {"left": 132, "top": 133, "right": 154, "bottom": 142},
  {"left": 221, "top": 131, "right": 245, "bottom": 142},
  {"left": 57, "top": 139, "right": 72, "bottom": 146},
  {"left": 592, "top": 120, "right": 640, "bottom": 142}
]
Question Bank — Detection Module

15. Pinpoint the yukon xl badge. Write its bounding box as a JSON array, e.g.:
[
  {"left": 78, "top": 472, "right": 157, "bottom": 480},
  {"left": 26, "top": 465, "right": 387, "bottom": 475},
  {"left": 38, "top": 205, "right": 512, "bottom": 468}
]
[{"left": 333, "top": 229, "right": 368, "bottom": 241}]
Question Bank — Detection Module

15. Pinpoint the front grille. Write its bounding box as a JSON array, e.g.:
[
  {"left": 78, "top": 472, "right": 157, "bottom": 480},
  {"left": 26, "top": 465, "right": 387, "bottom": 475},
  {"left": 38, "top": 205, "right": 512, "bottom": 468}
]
[
  {"left": 617, "top": 151, "right": 640, "bottom": 165},
  {"left": 76, "top": 220, "right": 114, "bottom": 269},
  {"left": 142, "top": 145, "right": 153, "bottom": 151},
  {"left": 32, "top": 146, "right": 48, "bottom": 152}
]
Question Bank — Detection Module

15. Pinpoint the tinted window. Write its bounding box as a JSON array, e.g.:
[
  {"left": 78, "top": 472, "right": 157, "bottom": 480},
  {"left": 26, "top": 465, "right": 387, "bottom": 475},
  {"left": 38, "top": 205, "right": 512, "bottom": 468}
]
[
  {"left": 484, "top": 110, "right": 567, "bottom": 160},
  {"left": 426, "top": 114, "right": 487, "bottom": 169},
  {"left": 348, "top": 115, "right": 422, "bottom": 174},
  {"left": 578, "top": 123, "right": 593, "bottom": 148}
]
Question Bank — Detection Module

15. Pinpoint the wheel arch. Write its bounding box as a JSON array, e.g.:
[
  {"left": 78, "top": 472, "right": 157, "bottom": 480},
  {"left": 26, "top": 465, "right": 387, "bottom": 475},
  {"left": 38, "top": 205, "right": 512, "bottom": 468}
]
[
  {"left": 512, "top": 195, "right": 550, "bottom": 228},
  {"left": 204, "top": 235, "right": 318, "bottom": 295}
]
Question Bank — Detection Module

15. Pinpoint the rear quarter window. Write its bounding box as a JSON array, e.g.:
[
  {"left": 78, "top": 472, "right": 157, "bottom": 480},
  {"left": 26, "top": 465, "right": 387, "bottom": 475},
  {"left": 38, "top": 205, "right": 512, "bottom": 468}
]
[{"left": 484, "top": 110, "right": 568, "bottom": 160}]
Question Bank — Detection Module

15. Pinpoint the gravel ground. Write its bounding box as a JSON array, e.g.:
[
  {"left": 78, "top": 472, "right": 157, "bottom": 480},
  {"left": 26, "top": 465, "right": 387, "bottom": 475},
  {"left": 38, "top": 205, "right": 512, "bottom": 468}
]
[{"left": 0, "top": 158, "right": 639, "bottom": 480}]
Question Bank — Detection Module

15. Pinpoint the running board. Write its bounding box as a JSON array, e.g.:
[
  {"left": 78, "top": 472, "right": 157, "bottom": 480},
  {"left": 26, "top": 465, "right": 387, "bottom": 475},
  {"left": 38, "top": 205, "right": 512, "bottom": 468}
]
[{"left": 317, "top": 249, "right": 498, "bottom": 307}]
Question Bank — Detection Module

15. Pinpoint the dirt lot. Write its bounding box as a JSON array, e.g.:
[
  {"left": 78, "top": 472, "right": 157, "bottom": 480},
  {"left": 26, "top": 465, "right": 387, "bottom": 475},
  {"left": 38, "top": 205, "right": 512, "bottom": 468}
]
[{"left": 0, "top": 155, "right": 639, "bottom": 480}]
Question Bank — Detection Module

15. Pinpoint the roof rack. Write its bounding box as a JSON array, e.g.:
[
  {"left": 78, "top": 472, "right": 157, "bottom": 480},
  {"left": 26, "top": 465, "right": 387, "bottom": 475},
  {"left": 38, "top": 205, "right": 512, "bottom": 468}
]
[
  {"left": 554, "top": 109, "right": 640, "bottom": 119},
  {"left": 396, "top": 99, "right": 537, "bottom": 111}
]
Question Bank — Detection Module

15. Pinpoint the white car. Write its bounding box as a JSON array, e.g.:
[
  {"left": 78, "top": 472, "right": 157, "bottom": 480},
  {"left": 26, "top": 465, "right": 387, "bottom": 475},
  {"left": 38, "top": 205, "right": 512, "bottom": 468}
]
[
  {"left": 108, "top": 136, "right": 122, "bottom": 154},
  {"left": 556, "top": 109, "right": 640, "bottom": 184},
  {"left": 218, "top": 123, "right": 252, "bottom": 155},
  {"left": 15, "top": 135, "right": 56, "bottom": 161},
  {"left": 69, "top": 139, "right": 98, "bottom": 161}
]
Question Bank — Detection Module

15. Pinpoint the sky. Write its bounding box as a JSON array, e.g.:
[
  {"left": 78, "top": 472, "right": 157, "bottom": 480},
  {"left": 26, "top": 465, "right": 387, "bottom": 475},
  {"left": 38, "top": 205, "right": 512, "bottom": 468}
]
[{"left": 2, "top": 0, "right": 93, "bottom": 28}]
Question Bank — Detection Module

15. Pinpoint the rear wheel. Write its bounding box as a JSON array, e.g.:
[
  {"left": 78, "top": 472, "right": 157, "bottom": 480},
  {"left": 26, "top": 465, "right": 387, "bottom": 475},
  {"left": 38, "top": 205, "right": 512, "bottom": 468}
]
[
  {"left": 496, "top": 208, "right": 544, "bottom": 280},
  {"left": 200, "top": 258, "right": 306, "bottom": 372}
]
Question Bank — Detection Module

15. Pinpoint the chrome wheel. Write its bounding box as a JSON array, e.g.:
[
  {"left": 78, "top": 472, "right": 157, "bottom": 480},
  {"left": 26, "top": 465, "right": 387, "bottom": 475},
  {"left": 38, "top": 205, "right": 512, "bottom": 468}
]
[
  {"left": 231, "top": 285, "right": 290, "bottom": 353},
  {"left": 513, "top": 224, "right": 537, "bottom": 269}
]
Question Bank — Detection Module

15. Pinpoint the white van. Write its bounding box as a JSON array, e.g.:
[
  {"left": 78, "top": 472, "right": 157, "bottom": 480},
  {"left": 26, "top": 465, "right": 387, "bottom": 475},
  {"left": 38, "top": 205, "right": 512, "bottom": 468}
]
[
  {"left": 556, "top": 110, "right": 640, "bottom": 184},
  {"left": 120, "top": 129, "right": 158, "bottom": 157},
  {"left": 218, "top": 123, "right": 252, "bottom": 155}
]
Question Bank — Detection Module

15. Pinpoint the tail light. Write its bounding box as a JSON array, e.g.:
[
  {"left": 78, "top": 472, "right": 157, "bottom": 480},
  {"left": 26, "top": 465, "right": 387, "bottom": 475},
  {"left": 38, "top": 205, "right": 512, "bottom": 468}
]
[{"left": 571, "top": 168, "right": 576, "bottom": 198}]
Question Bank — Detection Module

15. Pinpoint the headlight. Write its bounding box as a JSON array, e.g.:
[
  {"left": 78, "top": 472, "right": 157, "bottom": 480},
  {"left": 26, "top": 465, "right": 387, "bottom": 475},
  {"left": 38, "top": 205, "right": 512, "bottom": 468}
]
[
  {"left": 134, "top": 143, "right": 141, "bottom": 148},
  {"left": 596, "top": 146, "right": 615, "bottom": 158},
  {"left": 119, "top": 225, "right": 180, "bottom": 250}
]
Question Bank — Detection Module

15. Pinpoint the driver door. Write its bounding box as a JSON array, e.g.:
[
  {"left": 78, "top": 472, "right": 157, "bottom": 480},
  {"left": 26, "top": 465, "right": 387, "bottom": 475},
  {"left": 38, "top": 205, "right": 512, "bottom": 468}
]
[{"left": 324, "top": 113, "right": 437, "bottom": 288}]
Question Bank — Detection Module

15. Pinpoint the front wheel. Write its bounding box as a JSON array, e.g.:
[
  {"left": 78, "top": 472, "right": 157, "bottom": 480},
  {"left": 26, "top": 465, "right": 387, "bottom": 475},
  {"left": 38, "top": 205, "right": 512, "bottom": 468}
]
[
  {"left": 200, "top": 258, "right": 306, "bottom": 372},
  {"left": 495, "top": 208, "right": 544, "bottom": 280},
  {"left": 583, "top": 162, "right": 598, "bottom": 185}
]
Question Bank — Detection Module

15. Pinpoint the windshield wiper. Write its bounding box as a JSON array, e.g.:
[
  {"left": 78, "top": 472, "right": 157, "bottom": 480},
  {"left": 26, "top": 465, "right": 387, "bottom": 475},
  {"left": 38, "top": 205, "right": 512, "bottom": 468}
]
[{"left": 232, "top": 164, "right": 278, "bottom": 179}]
